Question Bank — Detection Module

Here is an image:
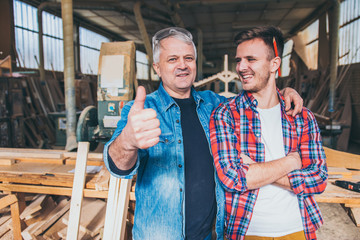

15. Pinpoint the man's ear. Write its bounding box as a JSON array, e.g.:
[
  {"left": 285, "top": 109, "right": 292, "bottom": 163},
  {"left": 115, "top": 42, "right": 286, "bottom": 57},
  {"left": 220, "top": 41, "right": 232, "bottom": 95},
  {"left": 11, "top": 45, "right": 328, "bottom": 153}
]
[
  {"left": 271, "top": 56, "right": 281, "bottom": 73},
  {"left": 153, "top": 63, "right": 161, "bottom": 78}
]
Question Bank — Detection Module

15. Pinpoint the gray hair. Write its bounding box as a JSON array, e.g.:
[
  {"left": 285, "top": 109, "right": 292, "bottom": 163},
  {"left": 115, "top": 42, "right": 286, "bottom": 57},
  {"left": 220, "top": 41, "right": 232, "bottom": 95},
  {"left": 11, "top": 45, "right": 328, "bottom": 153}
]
[{"left": 152, "top": 27, "right": 197, "bottom": 63}]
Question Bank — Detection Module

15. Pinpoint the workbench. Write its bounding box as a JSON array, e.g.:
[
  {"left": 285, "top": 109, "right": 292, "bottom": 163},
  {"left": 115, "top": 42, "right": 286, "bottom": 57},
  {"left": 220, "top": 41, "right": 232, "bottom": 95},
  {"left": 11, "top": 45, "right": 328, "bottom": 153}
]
[{"left": 316, "top": 167, "right": 360, "bottom": 205}]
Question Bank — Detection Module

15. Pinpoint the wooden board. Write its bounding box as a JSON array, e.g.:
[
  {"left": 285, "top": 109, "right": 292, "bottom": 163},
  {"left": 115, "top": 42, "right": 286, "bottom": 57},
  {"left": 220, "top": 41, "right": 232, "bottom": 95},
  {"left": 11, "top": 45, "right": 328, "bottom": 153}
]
[
  {"left": 0, "top": 183, "right": 109, "bottom": 199},
  {"left": 33, "top": 198, "right": 70, "bottom": 236},
  {"left": 325, "top": 147, "right": 360, "bottom": 170},
  {"left": 66, "top": 141, "right": 89, "bottom": 240},
  {"left": 0, "top": 148, "right": 63, "bottom": 159},
  {"left": 0, "top": 161, "right": 104, "bottom": 189},
  {"left": 316, "top": 182, "right": 360, "bottom": 204},
  {"left": 62, "top": 198, "right": 106, "bottom": 237}
]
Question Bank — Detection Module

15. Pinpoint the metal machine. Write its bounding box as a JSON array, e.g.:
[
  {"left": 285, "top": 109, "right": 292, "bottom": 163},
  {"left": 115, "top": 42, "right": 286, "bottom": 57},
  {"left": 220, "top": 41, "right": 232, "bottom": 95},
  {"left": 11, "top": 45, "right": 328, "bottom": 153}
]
[{"left": 76, "top": 41, "right": 136, "bottom": 150}]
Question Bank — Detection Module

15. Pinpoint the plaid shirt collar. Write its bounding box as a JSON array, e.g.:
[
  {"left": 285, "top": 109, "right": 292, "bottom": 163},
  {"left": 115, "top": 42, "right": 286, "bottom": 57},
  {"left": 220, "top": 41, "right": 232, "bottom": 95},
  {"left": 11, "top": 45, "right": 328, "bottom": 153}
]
[{"left": 239, "top": 88, "right": 289, "bottom": 115}]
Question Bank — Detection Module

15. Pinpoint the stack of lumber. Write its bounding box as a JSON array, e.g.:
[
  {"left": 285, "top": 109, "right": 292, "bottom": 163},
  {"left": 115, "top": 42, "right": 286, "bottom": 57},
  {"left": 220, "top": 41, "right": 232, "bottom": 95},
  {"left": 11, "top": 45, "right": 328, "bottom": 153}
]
[
  {"left": 0, "top": 148, "right": 138, "bottom": 239},
  {"left": 0, "top": 194, "right": 106, "bottom": 239},
  {"left": 0, "top": 72, "right": 97, "bottom": 148},
  {"left": 0, "top": 148, "right": 110, "bottom": 198}
]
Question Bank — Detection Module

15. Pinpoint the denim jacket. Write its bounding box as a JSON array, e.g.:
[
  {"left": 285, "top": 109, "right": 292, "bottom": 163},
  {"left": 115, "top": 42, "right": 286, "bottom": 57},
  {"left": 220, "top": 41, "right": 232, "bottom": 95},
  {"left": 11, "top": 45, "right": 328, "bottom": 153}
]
[{"left": 104, "top": 83, "right": 226, "bottom": 240}]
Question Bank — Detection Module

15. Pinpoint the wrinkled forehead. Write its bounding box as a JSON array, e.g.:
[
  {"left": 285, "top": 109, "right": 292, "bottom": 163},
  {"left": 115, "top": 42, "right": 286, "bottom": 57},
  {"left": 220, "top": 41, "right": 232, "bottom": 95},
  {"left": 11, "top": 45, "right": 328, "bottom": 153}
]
[{"left": 159, "top": 37, "right": 196, "bottom": 56}]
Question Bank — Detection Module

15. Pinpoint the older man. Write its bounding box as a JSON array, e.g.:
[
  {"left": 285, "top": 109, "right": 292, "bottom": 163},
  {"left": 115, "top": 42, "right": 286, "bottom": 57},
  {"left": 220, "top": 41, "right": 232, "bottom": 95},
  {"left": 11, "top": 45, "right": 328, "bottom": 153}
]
[{"left": 104, "top": 27, "right": 303, "bottom": 240}]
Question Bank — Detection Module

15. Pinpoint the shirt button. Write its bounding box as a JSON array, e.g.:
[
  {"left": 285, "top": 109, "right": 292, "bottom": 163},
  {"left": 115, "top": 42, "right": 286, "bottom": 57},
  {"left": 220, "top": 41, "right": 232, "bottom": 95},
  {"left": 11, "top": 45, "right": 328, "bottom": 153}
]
[
  {"left": 165, "top": 139, "right": 168, "bottom": 143},
  {"left": 176, "top": 119, "right": 179, "bottom": 123},
  {"left": 178, "top": 140, "right": 182, "bottom": 144},
  {"left": 180, "top": 188, "right": 183, "bottom": 192},
  {"left": 178, "top": 164, "right": 182, "bottom": 168}
]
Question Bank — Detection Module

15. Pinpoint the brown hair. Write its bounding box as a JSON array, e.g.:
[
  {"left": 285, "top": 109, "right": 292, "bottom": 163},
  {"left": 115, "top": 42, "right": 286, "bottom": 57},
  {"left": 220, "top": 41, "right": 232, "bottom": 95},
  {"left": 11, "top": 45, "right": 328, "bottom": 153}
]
[{"left": 234, "top": 26, "right": 284, "bottom": 60}]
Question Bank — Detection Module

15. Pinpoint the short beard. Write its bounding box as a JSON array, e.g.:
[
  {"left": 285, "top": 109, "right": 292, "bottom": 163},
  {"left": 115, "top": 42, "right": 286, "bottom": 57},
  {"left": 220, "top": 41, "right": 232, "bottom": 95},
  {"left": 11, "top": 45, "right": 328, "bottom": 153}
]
[{"left": 246, "top": 71, "right": 271, "bottom": 93}]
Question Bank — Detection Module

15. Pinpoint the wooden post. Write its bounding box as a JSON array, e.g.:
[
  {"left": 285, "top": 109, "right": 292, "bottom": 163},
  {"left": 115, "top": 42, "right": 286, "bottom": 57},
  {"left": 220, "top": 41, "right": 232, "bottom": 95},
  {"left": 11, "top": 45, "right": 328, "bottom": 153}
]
[
  {"left": 66, "top": 141, "right": 89, "bottom": 239},
  {"left": 103, "top": 176, "right": 132, "bottom": 240},
  {"left": 0, "top": 194, "right": 22, "bottom": 240}
]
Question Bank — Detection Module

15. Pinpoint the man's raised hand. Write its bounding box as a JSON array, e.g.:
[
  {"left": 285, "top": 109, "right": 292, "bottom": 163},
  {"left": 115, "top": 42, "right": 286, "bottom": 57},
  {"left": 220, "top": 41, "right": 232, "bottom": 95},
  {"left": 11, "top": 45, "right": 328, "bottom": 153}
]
[{"left": 123, "top": 86, "right": 161, "bottom": 150}]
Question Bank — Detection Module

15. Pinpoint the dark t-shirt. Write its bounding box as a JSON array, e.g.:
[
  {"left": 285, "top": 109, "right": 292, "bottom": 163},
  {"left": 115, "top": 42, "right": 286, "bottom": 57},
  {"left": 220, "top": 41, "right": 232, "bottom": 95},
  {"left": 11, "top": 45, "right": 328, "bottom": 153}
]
[{"left": 174, "top": 96, "right": 216, "bottom": 240}]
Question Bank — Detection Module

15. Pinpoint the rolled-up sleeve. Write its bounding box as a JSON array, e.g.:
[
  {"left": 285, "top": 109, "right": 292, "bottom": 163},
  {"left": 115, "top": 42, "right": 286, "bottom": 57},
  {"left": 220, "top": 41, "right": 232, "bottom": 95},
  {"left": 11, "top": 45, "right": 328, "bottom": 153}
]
[
  {"left": 209, "top": 104, "right": 250, "bottom": 193},
  {"left": 103, "top": 101, "right": 141, "bottom": 179},
  {"left": 288, "top": 109, "right": 328, "bottom": 195}
]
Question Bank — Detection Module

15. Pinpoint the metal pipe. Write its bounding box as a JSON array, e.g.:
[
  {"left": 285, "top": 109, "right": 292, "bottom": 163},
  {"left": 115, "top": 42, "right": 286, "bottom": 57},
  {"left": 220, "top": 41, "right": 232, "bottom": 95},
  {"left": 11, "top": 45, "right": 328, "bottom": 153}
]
[
  {"left": 329, "top": 0, "right": 340, "bottom": 112},
  {"left": 134, "top": 1, "right": 153, "bottom": 79},
  {"left": 61, "top": 0, "right": 77, "bottom": 151}
]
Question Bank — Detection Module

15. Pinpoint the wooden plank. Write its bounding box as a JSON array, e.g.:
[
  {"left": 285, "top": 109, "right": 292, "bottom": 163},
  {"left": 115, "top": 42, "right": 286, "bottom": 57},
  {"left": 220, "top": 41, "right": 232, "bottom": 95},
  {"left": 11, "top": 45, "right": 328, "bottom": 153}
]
[
  {"left": 62, "top": 198, "right": 106, "bottom": 237},
  {"left": 328, "top": 166, "right": 353, "bottom": 179},
  {"left": 20, "top": 194, "right": 46, "bottom": 220},
  {"left": 12, "top": 157, "right": 65, "bottom": 164},
  {"left": 0, "top": 148, "right": 63, "bottom": 159},
  {"left": 65, "top": 158, "right": 104, "bottom": 166},
  {"left": 0, "top": 217, "right": 11, "bottom": 238},
  {"left": 103, "top": 176, "right": 132, "bottom": 240},
  {"left": 23, "top": 195, "right": 56, "bottom": 226},
  {"left": 0, "top": 195, "right": 22, "bottom": 240},
  {"left": 0, "top": 183, "right": 109, "bottom": 199},
  {"left": 349, "top": 207, "right": 360, "bottom": 226},
  {"left": 316, "top": 182, "right": 360, "bottom": 204},
  {"left": 0, "top": 159, "right": 15, "bottom": 166},
  {"left": 0, "top": 215, "right": 11, "bottom": 227},
  {"left": 0, "top": 195, "right": 18, "bottom": 210},
  {"left": 93, "top": 167, "right": 110, "bottom": 191},
  {"left": 33, "top": 198, "right": 70, "bottom": 236},
  {"left": 324, "top": 147, "right": 360, "bottom": 170},
  {"left": 345, "top": 203, "right": 360, "bottom": 208},
  {"left": 43, "top": 215, "right": 66, "bottom": 240},
  {"left": 66, "top": 141, "right": 89, "bottom": 240},
  {"left": 103, "top": 176, "right": 120, "bottom": 240},
  {"left": 63, "top": 152, "right": 103, "bottom": 160},
  {"left": 0, "top": 162, "right": 75, "bottom": 175},
  {"left": 0, "top": 172, "right": 97, "bottom": 189}
]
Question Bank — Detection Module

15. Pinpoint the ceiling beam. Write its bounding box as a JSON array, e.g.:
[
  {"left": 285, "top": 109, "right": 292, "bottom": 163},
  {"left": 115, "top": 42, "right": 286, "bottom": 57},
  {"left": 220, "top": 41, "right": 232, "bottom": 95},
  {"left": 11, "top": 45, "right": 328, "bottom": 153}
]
[{"left": 285, "top": 0, "right": 334, "bottom": 38}]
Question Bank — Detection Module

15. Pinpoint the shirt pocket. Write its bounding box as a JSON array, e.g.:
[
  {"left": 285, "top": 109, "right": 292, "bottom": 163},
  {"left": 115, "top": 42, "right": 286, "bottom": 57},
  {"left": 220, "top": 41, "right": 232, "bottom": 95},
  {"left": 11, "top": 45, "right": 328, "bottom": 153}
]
[{"left": 152, "top": 132, "right": 176, "bottom": 169}]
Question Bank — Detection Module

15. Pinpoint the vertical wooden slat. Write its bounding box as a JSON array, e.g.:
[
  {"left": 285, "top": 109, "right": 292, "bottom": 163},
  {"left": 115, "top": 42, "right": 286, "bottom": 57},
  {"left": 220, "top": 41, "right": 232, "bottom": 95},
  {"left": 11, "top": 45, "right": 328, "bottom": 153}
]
[{"left": 66, "top": 141, "right": 89, "bottom": 239}]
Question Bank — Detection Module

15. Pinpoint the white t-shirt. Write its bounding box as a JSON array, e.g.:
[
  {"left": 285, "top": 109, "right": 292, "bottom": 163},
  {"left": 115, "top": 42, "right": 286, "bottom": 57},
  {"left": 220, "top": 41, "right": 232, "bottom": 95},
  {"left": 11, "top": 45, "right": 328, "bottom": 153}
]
[{"left": 246, "top": 103, "right": 303, "bottom": 237}]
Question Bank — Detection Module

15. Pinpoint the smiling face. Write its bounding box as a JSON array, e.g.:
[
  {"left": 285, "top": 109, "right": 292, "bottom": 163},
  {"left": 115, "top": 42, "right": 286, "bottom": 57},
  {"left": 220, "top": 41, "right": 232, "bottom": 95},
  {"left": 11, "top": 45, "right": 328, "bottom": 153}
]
[
  {"left": 153, "top": 37, "right": 197, "bottom": 99},
  {"left": 235, "top": 38, "right": 279, "bottom": 94}
]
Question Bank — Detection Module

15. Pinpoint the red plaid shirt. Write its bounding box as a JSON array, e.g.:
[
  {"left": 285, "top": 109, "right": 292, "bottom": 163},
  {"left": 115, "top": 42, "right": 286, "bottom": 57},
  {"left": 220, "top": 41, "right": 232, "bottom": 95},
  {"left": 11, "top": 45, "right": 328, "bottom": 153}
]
[{"left": 209, "top": 90, "right": 328, "bottom": 240}]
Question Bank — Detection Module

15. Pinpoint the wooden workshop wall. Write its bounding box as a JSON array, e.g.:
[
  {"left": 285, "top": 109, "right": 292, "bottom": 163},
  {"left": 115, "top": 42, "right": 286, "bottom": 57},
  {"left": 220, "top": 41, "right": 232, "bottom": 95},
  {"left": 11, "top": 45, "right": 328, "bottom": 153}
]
[
  {"left": 347, "top": 63, "right": 360, "bottom": 144},
  {"left": 0, "top": 0, "right": 15, "bottom": 63}
]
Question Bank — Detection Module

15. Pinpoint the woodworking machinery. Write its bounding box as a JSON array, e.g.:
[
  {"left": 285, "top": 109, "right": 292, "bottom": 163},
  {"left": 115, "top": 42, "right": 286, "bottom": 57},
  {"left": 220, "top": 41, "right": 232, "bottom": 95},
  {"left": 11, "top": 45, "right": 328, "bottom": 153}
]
[{"left": 76, "top": 41, "right": 136, "bottom": 150}]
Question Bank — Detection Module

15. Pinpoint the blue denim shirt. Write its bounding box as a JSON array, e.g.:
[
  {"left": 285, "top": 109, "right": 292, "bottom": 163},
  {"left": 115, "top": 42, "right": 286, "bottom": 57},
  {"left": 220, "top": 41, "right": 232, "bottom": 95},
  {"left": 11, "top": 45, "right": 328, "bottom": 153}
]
[{"left": 104, "top": 83, "right": 226, "bottom": 240}]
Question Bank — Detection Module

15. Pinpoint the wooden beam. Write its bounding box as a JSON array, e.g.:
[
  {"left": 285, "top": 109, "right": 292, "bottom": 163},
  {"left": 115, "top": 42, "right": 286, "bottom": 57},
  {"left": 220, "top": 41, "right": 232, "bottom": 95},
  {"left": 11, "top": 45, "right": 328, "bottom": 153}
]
[
  {"left": 0, "top": 183, "right": 109, "bottom": 199},
  {"left": 0, "top": 172, "right": 97, "bottom": 189},
  {"left": 0, "top": 194, "right": 22, "bottom": 240},
  {"left": 66, "top": 142, "right": 89, "bottom": 240},
  {"left": 103, "top": 176, "right": 132, "bottom": 240}
]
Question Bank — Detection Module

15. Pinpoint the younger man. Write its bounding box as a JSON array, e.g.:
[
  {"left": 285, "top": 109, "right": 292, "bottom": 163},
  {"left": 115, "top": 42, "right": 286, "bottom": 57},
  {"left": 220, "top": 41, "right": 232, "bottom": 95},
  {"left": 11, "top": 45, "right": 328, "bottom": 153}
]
[{"left": 209, "top": 26, "right": 328, "bottom": 240}]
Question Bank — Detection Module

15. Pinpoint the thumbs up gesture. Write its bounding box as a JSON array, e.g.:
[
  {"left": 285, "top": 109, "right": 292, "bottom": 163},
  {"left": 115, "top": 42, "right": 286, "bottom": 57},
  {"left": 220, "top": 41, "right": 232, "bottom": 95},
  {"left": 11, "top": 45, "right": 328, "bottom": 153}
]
[{"left": 122, "top": 86, "right": 161, "bottom": 150}]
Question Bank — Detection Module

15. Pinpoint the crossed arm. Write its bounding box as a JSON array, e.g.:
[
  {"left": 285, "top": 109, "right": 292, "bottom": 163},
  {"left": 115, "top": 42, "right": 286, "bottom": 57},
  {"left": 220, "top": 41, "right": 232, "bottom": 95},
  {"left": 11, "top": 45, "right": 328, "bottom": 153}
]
[{"left": 209, "top": 105, "right": 327, "bottom": 195}]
